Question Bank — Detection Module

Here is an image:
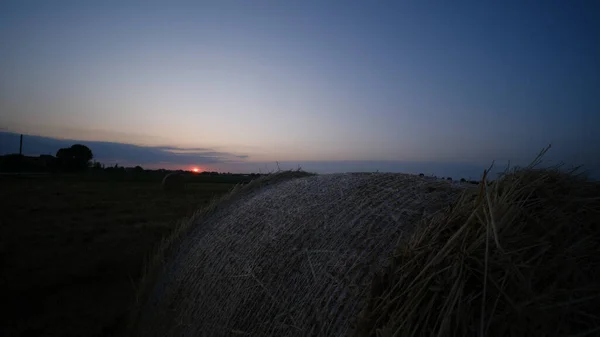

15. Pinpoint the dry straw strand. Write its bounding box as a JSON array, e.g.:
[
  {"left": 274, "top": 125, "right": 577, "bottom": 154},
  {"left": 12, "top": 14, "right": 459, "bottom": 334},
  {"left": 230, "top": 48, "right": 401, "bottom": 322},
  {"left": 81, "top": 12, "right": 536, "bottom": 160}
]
[{"left": 354, "top": 147, "right": 600, "bottom": 337}]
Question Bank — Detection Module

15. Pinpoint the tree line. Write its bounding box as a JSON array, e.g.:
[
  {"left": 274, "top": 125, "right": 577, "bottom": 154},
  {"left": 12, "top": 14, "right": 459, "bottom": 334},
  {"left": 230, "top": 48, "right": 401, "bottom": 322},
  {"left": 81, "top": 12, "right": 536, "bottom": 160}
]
[{"left": 0, "top": 144, "right": 94, "bottom": 173}]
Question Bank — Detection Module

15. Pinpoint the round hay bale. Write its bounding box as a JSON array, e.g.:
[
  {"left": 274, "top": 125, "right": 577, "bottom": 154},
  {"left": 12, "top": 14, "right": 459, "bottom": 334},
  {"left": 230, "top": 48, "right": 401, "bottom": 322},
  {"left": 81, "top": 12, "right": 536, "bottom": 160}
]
[
  {"left": 354, "top": 167, "right": 600, "bottom": 337},
  {"left": 161, "top": 172, "right": 185, "bottom": 191},
  {"left": 130, "top": 172, "right": 469, "bottom": 336}
]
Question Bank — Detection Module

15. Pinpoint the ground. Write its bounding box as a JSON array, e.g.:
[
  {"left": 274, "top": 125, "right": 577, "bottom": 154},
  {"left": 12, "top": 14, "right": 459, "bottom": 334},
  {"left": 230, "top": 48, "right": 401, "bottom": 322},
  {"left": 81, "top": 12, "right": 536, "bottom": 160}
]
[{"left": 0, "top": 173, "right": 237, "bottom": 337}]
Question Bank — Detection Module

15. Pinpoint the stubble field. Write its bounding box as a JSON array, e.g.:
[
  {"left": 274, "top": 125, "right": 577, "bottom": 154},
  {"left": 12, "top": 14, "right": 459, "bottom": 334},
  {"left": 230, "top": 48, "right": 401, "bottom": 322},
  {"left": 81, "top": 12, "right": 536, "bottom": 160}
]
[{"left": 0, "top": 174, "right": 236, "bottom": 336}]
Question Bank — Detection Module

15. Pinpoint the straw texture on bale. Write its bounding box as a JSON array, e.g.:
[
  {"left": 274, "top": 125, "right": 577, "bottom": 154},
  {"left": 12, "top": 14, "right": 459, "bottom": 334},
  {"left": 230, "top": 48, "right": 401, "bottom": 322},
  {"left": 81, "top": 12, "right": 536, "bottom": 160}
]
[
  {"left": 162, "top": 172, "right": 185, "bottom": 191},
  {"left": 354, "top": 155, "right": 600, "bottom": 336},
  {"left": 131, "top": 172, "right": 470, "bottom": 336}
]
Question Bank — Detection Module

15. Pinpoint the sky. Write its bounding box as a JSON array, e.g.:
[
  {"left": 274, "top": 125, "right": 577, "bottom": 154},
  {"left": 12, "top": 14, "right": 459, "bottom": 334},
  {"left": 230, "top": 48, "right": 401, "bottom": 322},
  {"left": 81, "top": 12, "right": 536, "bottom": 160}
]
[{"left": 1, "top": 1, "right": 599, "bottom": 178}]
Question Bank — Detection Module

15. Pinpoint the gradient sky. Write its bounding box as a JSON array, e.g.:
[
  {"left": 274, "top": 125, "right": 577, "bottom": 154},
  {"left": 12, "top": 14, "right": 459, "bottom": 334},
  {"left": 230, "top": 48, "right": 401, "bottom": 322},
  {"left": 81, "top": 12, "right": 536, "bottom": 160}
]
[{"left": 1, "top": 1, "right": 599, "bottom": 176}]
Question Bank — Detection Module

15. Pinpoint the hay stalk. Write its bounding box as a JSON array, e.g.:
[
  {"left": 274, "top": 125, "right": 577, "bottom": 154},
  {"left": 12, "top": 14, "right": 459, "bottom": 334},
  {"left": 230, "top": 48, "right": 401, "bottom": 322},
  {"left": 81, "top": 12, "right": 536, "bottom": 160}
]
[{"left": 354, "top": 152, "right": 600, "bottom": 337}]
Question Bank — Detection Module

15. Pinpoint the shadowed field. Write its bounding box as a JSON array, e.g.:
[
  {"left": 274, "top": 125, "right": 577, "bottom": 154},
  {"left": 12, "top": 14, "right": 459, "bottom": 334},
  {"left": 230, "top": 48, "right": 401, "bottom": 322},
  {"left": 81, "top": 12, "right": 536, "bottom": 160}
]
[{"left": 0, "top": 175, "right": 236, "bottom": 336}]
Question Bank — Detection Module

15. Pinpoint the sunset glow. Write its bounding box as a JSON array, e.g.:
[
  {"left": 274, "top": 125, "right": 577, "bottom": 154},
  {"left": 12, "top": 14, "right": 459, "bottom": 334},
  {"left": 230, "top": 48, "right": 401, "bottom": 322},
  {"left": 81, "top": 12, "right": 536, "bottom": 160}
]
[{"left": 0, "top": 2, "right": 598, "bottom": 178}]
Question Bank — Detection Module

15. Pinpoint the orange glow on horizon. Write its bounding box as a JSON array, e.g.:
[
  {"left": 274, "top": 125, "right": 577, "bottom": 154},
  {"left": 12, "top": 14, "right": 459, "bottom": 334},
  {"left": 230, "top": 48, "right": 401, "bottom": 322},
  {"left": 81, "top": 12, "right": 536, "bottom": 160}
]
[{"left": 191, "top": 167, "right": 200, "bottom": 173}]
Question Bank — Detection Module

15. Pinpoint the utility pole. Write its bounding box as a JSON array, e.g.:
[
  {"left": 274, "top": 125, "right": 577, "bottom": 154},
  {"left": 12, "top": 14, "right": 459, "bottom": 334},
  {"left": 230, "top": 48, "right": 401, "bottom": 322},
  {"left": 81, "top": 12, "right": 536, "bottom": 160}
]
[{"left": 17, "top": 134, "right": 24, "bottom": 173}]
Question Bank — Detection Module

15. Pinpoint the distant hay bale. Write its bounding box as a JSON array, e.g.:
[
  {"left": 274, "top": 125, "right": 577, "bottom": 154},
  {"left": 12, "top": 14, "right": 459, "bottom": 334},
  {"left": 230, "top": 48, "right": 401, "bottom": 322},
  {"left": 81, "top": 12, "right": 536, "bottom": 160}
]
[
  {"left": 129, "top": 171, "right": 468, "bottom": 336},
  {"left": 161, "top": 172, "right": 185, "bottom": 191},
  {"left": 354, "top": 162, "right": 600, "bottom": 336}
]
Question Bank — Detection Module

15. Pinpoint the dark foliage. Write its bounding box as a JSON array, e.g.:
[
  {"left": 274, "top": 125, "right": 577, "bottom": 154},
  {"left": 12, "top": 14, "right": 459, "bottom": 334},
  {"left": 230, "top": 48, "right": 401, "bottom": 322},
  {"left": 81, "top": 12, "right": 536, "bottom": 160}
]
[{"left": 56, "top": 144, "right": 94, "bottom": 171}]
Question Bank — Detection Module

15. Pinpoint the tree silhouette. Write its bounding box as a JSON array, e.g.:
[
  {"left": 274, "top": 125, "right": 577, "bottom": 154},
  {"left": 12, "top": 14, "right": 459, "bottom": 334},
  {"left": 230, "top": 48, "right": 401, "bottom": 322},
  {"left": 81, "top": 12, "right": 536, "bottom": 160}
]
[{"left": 56, "top": 144, "right": 93, "bottom": 171}]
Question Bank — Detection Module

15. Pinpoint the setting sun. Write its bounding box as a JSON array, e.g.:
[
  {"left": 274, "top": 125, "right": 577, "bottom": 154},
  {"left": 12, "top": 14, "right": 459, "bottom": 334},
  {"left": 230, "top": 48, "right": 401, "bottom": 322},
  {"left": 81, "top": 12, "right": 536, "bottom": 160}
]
[{"left": 191, "top": 167, "right": 200, "bottom": 173}]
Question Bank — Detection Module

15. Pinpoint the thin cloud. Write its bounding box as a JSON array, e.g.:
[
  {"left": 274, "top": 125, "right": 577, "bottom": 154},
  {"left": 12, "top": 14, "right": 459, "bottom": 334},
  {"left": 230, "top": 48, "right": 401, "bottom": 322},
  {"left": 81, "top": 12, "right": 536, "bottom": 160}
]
[
  {"left": 0, "top": 131, "right": 249, "bottom": 167},
  {"left": 154, "top": 146, "right": 215, "bottom": 153}
]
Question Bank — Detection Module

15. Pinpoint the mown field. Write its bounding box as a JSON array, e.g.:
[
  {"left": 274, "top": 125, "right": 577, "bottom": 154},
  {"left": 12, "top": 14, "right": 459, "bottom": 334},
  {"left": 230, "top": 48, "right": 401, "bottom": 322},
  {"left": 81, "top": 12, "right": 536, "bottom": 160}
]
[{"left": 0, "top": 174, "right": 240, "bottom": 336}]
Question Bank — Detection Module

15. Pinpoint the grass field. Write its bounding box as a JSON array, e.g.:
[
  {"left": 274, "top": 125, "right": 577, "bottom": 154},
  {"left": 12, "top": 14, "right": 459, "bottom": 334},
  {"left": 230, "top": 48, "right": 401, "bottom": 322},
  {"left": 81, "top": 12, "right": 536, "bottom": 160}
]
[{"left": 0, "top": 174, "right": 237, "bottom": 336}]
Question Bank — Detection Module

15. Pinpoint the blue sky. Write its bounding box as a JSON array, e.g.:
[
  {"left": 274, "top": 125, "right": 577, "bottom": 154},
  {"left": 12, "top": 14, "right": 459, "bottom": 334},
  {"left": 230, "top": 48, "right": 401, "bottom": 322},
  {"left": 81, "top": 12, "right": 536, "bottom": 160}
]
[{"left": 1, "top": 1, "right": 599, "bottom": 177}]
